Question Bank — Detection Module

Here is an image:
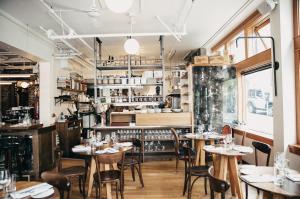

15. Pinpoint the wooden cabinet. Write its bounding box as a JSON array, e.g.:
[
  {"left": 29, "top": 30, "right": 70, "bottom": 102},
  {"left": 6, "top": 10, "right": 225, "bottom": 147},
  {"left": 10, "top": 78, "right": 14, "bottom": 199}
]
[{"left": 56, "top": 120, "right": 81, "bottom": 157}]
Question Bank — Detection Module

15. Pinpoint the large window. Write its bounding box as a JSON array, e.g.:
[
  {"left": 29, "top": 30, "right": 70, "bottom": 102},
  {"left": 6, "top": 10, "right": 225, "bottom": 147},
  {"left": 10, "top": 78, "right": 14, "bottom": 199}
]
[{"left": 242, "top": 67, "right": 273, "bottom": 135}]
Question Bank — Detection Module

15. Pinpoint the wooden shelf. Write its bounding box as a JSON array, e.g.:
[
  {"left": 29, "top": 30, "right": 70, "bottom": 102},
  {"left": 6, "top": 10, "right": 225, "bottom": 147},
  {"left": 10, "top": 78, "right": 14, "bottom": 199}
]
[
  {"left": 97, "top": 65, "right": 163, "bottom": 71},
  {"left": 58, "top": 88, "right": 85, "bottom": 93}
]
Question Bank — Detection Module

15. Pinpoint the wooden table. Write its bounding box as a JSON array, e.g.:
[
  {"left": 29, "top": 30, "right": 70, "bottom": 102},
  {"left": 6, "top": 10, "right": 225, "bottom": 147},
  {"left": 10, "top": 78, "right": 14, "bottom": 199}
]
[
  {"left": 240, "top": 166, "right": 300, "bottom": 198},
  {"left": 204, "top": 145, "right": 252, "bottom": 199},
  {"left": 73, "top": 145, "right": 132, "bottom": 198},
  {"left": 0, "top": 181, "right": 59, "bottom": 199},
  {"left": 185, "top": 134, "right": 225, "bottom": 166}
]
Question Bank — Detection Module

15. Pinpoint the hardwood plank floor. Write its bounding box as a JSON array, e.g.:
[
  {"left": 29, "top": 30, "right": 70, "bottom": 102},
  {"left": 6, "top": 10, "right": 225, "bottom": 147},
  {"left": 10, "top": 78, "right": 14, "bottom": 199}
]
[{"left": 64, "top": 160, "right": 261, "bottom": 199}]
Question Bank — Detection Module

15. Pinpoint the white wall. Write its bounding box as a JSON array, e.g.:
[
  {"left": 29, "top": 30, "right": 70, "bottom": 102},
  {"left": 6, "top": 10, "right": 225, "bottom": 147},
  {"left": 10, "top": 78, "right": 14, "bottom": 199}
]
[{"left": 270, "top": 0, "right": 300, "bottom": 171}]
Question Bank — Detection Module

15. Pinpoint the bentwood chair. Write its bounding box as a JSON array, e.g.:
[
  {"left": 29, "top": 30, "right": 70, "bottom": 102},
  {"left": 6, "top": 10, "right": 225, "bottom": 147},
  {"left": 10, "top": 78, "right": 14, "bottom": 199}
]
[
  {"left": 221, "top": 125, "right": 232, "bottom": 135},
  {"left": 54, "top": 149, "right": 86, "bottom": 199},
  {"left": 41, "top": 171, "right": 71, "bottom": 199},
  {"left": 118, "top": 138, "right": 144, "bottom": 187},
  {"left": 208, "top": 166, "right": 230, "bottom": 199},
  {"left": 182, "top": 146, "right": 209, "bottom": 199},
  {"left": 93, "top": 151, "right": 125, "bottom": 199},
  {"left": 245, "top": 141, "right": 271, "bottom": 199}
]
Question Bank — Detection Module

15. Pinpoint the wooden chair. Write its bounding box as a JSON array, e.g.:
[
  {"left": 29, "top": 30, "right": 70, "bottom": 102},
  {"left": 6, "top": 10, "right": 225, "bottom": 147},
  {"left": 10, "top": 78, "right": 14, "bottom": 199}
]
[
  {"left": 41, "top": 171, "right": 71, "bottom": 199},
  {"left": 221, "top": 125, "right": 232, "bottom": 135},
  {"left": 182, "top": 146, "right": 209, "bottom": 199},
  {"left": 93, "top": 151, "right": 125, "bottom": 199},
  {"left": 245, "top": 141, "right": 271, "bottom": 199},
  {"left": 54, "top": 149, "right": 86, "bottom": 199},
  {"left": 208, "top": 166, "right": 230, "bottom": 199},
  {"left": 118, "top": 138, "right": 144, "bottom": 187}
]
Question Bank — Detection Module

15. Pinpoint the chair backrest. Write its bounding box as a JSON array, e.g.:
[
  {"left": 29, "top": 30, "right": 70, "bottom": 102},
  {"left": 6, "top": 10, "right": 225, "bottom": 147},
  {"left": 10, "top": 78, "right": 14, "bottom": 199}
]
[
  {"left": 94, "top": 151, "right": 125, "bottom": 185},
  {"left": 208, "top": 166, "right": 230, "bottom": 199},
  {"left": 130, "top": 138, "right": 143, "bottom": 162},
  {"left": 181, "top": 146, "right": 193, "bottom": 171},
  {"left": 221, "top": 125, "right": 232, "bottom": 135},
  {"left": 252, "top": 141, "right": 271, "bottom": 166},
  {"left": 170, "top": 128, "right": 180, "bottom": 156},
  {"left": 41, "top": 171, "right": 70, "bottom": 199}
]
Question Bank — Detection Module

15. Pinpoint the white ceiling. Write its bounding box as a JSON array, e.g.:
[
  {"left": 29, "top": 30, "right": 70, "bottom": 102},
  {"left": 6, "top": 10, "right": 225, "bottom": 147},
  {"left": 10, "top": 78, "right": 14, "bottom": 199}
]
[{"left": 0, "top": 0, "right": 264, "bottom": 62}]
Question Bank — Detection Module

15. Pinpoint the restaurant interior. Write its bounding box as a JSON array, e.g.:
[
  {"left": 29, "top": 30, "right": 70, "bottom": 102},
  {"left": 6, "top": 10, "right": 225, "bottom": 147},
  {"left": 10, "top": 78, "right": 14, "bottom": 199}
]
[{"left": 0, "top": 0, "right": 299, "bottom": 198}]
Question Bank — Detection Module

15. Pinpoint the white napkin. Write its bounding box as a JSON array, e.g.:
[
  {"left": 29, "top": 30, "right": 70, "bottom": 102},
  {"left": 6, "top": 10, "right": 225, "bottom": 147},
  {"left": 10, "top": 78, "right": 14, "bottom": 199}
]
[
  {"left": 115, "top": 142, "right": 132, "bottom": 147},
  {"left": 241, "top": 175, "right": 274, "bottom": 183},
  {"left": 10, "top": 183, "right": 52, "bottom": 199},
  {"left": 184, "top": 133, "right": 196, "bottom": 138},
  {"left": 72, "top": 145, "right": 91, "bottom": 152},
  {"left": 95, "top": 147, "right": 119, "bottom": 154},
  {"left": 233, "top": 145, "right": 253, "bottom": 153},
  {"left": 287, "top": 174, "right": 300, "bottom": 182}
]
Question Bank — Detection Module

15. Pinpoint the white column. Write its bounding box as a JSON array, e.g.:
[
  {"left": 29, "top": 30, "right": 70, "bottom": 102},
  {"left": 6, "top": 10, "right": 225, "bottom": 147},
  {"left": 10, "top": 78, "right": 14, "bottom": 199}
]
[
  {"left": 271, "top": 0, "right": 299, "bottom": 169},
  {"left": 39, "top": 61, "right": 55, "bottom": 126}
]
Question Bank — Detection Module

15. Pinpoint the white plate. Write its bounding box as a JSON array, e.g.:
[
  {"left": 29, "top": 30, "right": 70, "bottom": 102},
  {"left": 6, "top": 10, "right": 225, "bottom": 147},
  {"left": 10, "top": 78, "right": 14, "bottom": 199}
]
[{"left": 31, "top": 188, "right": 54, "bottom": 199}]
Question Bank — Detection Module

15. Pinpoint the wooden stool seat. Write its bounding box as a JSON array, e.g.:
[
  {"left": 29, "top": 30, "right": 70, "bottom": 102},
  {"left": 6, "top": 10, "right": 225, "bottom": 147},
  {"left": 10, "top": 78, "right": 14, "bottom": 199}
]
[
  {"left": 60, "top": 166, "right": 86, "bottom": 177},
  {"left": 93, "top": 170, "right": 121, "bottom": 183}
]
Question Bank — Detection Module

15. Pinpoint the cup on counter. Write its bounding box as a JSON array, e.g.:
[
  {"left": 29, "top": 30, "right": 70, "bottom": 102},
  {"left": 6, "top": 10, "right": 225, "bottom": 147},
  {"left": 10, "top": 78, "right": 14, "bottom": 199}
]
[{"left": 6, "top": 174, "right": 16, "bottom": 193}]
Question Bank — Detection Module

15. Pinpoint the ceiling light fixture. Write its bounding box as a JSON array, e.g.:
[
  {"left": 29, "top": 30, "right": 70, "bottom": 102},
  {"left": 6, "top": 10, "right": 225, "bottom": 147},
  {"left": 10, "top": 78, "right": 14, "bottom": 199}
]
[
  {"left": 124, "top": 38, "right": 140, "bottom": 54},
  {"left": 124, "top": 16, "right": 140, "bottom": 55},
  {"left": 0, "top": 74, "right": 32, "bottom": 78},
  {"left": 0, "top": 81, "right": 14, "bottom": 85},
  {"left": 104, "top": 0, "right": 134, "bottom": 13},
  {"left": 20, "top": 82, "right": 30, "bottom": 88}
]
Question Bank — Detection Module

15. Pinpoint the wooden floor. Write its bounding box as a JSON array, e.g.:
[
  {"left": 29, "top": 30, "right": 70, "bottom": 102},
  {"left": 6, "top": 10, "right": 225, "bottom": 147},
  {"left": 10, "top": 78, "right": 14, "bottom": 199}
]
[{"left": 66, "top": 160, "right": 260, "bottom": 199}]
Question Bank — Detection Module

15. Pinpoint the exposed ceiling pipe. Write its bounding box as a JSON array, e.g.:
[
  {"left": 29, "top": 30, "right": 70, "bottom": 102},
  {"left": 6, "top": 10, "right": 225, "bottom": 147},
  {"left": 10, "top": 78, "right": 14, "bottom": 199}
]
[
  {"left": 156, "top": 16, "right": 182, "bottom": 42},
  {"left": 48, "top": 31, "right": 187, "bottom": 40},
  {"left": 39, "top": 0, "right": 93, "bottom": 51},
  {"left": 176, "top": 0, "right": 196, "bottom": 30},
  {"left": 39, "top": 26, "right": 81, "bottom": 55}
]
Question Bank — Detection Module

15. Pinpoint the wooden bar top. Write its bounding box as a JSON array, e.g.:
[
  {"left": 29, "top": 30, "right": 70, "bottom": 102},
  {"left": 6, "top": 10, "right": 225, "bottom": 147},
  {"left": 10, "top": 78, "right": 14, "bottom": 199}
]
[
  {"left": 0, "top": 123, "right": 43, "bottom": 131},
  {"left": 92, "top": 124, "right": 192, "bottom": 130}
]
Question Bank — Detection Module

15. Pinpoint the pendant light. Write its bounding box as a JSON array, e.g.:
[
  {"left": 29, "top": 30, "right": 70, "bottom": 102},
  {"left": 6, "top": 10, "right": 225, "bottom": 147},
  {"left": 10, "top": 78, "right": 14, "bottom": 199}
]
[
  {"left": 124, "top": 17, "right": 140, "bottom": 55},
  {"left": 104, "top": 0, "right": 134, "bottom": 13}
]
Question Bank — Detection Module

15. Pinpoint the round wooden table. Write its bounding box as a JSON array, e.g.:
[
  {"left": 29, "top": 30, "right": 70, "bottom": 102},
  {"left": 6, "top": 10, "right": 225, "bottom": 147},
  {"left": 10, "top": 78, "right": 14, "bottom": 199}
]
[
  {"left": 240, "top": 166, "right": 300, "bottom": 198},
  {"left": 72, "top": 145, "right": 132, "bottom": 199},
  {"left": 204, "top": 145, "right": 253, "bottom": 199},
  {"left": 0, "top": 181, "right": 59, "bottom": 199},
  {"left": 185, "top": 133, "right": 225, "bottom": 166}
]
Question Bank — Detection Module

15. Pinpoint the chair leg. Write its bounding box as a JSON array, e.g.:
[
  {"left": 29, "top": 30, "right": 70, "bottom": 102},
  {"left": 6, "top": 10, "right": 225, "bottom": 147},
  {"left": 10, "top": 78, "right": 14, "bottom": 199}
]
[
  {"left": 135, "top": 164, "right": 144, "bottom": 187},
  {"left": 210, "top": 190, "right": 214, "bottom": 199},
  {"left": 176, "top": 157, "right": 179, "bottom": 172},
  {"left": 187, "top": 175, "right": 192, "bottom": 199},
  {"left": 221, "top": 192, "right": 225, "bottom": 199},
  {"left": 82, "top": 175, "right": 86, "bottom": 199},
  {"left": 79, "top": 176, "right": 83, "bottom": 194},
  {"left": 120, "top": 181, "right": 124, "bottom": 199},
  {"left": 245, "top": 183, "right": 248, "bottom": 199},
  {"left": 60, "top": 191, "right": 64, "bottom": 199},
  {"left": 116, "top": 182, "right": 119, "bottom": 199},
  {"left": 204, "top": 177, "right": 207, "bottom": 195},
  {"left": 130, "top": 164, "right": 135, "bottom": 181},
  {"left": 182, "top": 161, "right": 188, "bottom": 196}
]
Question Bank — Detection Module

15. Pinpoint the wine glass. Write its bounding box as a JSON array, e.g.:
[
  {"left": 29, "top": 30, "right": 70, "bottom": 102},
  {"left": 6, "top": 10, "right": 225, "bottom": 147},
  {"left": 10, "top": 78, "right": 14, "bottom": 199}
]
[{"left": 0, "top": 170, "right": 10, "bottom": 194}]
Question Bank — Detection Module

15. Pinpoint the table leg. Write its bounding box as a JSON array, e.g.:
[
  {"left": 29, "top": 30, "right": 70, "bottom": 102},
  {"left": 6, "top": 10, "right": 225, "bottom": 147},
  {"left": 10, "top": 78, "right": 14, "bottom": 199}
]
[
  {"left": 195, "top": 140, "right": 201, "bottom": 166},
  {"left": 199, "top": 140, "right": 205, "bottom": 166},
  {"left": 105, "top": 164, "right": 112, "bottom": 199},
  {"left": 87, "top": 158, "right": 96, "bottom": 197},
  {"left": 218, "top": 155, "right": 228, "bottom": 180},
  {"left": 228, "top": 158, "right": 236, "bottom": 196},
  {"left": 228, "top": 156, "right": 243, "bottom": 199},
  {"left": 213, "top": 154, "right": 221, "bottom": 177}
]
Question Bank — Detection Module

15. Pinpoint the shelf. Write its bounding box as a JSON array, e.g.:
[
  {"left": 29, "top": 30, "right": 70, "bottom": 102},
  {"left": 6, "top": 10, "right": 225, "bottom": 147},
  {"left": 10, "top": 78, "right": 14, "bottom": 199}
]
[
  {"left": 96, "top": 83, "right": 163, "bottom": 89},
  {"left": 103, "top": 102, "right": 160, "bottom": 106},
  {"left": 58, "top": 88, "right": 85, "bottom": 93},
  {"left": 97, "top": 65, "right": 163, "bottom": 71}
]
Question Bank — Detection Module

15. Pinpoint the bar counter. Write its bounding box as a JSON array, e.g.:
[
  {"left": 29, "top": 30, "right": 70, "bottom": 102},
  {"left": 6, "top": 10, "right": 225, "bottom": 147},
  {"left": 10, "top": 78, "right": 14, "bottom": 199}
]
[
  {"left": 93, "top": 124, "right": 193, "bottom": 130},
  {"left": 0, "top": 123, "right": 56, "bottom": 179}
]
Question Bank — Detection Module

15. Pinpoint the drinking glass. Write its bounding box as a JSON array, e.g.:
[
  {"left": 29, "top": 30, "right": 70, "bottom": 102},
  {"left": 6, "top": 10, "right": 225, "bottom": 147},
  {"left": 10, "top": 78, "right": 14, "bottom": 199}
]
[
  {"left": 6, "top": 174, "right": 16, "bottom": 193},
  {"left": 0, "top": 170, "right": 10, "bottom": 194}
]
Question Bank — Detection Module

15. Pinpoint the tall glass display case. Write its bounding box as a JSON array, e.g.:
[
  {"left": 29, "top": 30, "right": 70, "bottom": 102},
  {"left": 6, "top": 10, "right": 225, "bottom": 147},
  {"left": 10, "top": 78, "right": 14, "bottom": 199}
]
[{"left": 191, "top": 66, "right": 237, "bottom": 132}]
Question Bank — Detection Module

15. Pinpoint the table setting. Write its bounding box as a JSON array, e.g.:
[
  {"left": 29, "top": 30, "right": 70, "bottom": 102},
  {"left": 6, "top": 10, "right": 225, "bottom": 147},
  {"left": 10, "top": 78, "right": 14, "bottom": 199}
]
[
  {"left": 0, "top": 169, "right": 56, "bottom": 199},
  {"left": 239, "top": 152, "right": 300, "bottom": 198}
]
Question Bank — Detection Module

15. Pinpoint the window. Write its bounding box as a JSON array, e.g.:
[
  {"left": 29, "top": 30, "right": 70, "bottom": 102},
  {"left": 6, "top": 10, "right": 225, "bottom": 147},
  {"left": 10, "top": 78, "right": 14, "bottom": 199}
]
[
  {"left": 242, "top": 67, "right": 273, "bottom": 135},
  {"left": 248, "top": 19, "right": 271, "bottom": 56},
  {"left": 223, "top": 78, "right": 238, "bottom": 124},
  {"left": 227, "top": 32, "right": 246, "bottom": 63}
]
